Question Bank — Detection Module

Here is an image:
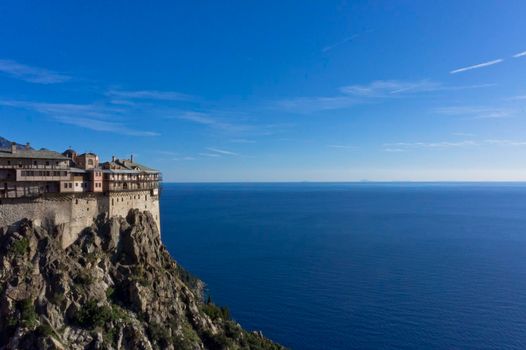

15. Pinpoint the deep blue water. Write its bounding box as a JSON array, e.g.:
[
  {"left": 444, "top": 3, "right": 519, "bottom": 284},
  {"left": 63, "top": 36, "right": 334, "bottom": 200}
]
[{"left": 160, "top": 183, "right": 526, "bottom": 349}]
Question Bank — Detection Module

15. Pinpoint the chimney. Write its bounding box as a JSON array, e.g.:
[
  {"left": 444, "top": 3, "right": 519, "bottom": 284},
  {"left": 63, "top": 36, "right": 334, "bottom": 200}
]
[
  {"left": 25, "top": 142, "right": 30, "bottom": 150},
  {"left": 10, "top": 142, "right": 16, "bottom": 154},
  {"left": 112, "top": 155, "right": 115, "bottom": 162},
  {"left": 131, "top": 154, "right": 134, "bottom": 163}
]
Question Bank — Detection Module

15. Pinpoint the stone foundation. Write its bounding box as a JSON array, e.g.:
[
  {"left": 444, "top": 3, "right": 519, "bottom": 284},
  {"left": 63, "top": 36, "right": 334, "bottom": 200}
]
[{"left": 0, "top": 191, "right": 160, "bottom": 248}]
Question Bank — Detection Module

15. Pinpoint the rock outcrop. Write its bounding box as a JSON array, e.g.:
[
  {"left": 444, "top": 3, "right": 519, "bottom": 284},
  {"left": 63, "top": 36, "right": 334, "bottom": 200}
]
[{"left": 0, "top": 210, "right": 284, "bottom": 350}]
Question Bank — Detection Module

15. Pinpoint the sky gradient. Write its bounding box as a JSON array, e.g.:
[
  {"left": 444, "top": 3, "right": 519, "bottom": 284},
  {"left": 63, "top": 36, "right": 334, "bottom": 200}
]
[{"left": 1, "top": 1, "right": 526, "bottom": 181}]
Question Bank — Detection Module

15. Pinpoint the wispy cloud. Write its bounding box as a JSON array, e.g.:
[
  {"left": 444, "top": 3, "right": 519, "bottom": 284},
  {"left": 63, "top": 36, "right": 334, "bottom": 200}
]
[
  {"left": 384, "top": 139, "right": 526, "bottom": 151},
  {"left": 198, "top": 152, "right": 222, "bottom": 158},
  {"left": 176, "top": 111, "right": 292, "bottom": 137},
  {"left": 107, "top": 89, "right": 193, "bottom": 101},
  {"left": 277, "top": 96, "right": 360, "bottom": 112},
  {"left": 383, "top": 148, "right": 405, "bottom": 152},
  {"left": 52, "top": 115, "right": 159, "bottom": 136},
  {"left": 206, "top": 147, "right": 239, "bottom": 156},
  {"left": 322, "top": 34, "right": 359, "bottom": 53},
  {"left": 341, "top": 80, "right": 442, "bottom": 97},
  {"left": 177, "top": 111, "right": 251, "bottom": 133},
  {"left": 484, "top": 139, "right": 526, "bottom": 146},
  {"left": 172, "top": 156, "right": 196, "bottom": 161},
  {"left": 450, "top": 59, "right": 503, "bottom": 74},
  {"left": 384, "top": 141, "right": 478, "bottom": 149},
  {"left": 230, "top": 138, "right": 256, "bottom": 143},
  {"left": 0, "top": 99, "right": 159, "bottom": 136},
  {"left": 0, "top": 59, "right": 71, "bottom": 84},
  {"left": 452, "top": 132, "right": 475, "bottom": 137},
  {"left": 327, "top": 144, "right": 356, "bottom": 150},
  {"left": 513, "top": 51, "right": 526, "bottom": 58},
  {"left": 435, "top": 106, "right": 514, "bottom": 119},
  {"left": 342, "top": 80, "right": 494, "bottom": 97},
  {"left": 277, "top": 80, "right": 493, "bottom": 113}
]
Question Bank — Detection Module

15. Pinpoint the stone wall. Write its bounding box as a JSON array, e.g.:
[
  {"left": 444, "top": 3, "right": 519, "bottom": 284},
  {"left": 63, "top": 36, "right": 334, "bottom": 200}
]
[
  {"left": 0, "top": 191, "right": 160, "bottom": 248},
  {"left": 107, "top": 191, "right": 160, "bottom": 232}
]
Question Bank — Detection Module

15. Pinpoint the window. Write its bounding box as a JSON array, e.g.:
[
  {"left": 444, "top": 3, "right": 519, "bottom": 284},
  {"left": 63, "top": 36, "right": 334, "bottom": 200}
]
[
  {"left": 75, "top": 183, "right": 78, "bottom": 187},
  {"left": 33, "top": 161, "right": 37, "bottom": 166},
  {"left": 7, "top": 161, "right": 10, "bottom": 165},
  {"left": 45, "top": 161, "right": 49, "bottom": 166}
]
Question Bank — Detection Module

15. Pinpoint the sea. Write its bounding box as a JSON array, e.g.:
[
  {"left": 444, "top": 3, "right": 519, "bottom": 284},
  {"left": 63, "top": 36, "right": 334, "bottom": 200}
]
[{"left": 160, "top": 182, "right": 526, "bottom": 350}]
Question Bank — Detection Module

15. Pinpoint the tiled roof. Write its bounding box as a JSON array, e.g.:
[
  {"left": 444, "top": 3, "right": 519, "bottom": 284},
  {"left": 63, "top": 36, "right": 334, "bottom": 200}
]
[
  {"left": 102, "top": 159, "right": 159, "bottom": 173},
  {"left": 0, "top": 148, "right": 69, "bottom": 160}
]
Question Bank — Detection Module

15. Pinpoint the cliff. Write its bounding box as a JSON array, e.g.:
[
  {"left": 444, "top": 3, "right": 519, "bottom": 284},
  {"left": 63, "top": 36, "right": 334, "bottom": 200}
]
[{"left": 0, "top": 210, "right": 285, "bottom": 350}]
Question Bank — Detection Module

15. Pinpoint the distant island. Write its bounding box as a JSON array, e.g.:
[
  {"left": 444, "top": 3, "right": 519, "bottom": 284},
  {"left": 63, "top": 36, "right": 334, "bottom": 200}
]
[{"left": 0, "top": 138, "right": 284, "bottom": 349}]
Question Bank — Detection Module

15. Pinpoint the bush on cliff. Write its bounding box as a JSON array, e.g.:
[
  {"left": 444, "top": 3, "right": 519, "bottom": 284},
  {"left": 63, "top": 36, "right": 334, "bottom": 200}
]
[
  {"left": 72, "top": 299, "right": 113, "bottom": 329},
  {"left": 10, "top": 237, "right": 29, "bottom": 256}
]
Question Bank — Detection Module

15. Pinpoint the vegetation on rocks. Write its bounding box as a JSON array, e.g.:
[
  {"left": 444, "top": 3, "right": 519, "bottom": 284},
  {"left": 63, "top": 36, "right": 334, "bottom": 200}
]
[{"left": 0, "top": 210, "right": 286, "bottom": 349}]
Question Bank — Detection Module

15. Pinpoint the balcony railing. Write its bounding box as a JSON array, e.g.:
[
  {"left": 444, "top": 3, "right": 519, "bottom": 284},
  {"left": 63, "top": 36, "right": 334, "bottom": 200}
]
[{"left": 0, "top": 164, "right": 70, "bottom": 170}]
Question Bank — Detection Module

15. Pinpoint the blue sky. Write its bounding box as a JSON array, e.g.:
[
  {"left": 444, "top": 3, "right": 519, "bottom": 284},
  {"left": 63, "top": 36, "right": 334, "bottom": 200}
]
[{"left": 1, "top": 1, "right": 526, "bottom": 181}]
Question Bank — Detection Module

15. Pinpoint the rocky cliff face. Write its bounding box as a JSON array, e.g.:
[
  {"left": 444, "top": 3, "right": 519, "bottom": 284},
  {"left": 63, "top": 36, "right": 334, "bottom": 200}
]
[{"left": 0, "top": 210, "right": 284, "bottom": 350}]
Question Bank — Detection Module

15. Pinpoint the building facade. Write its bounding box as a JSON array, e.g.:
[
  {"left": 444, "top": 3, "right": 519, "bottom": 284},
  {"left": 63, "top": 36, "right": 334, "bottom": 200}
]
[{"left": 0, "top": 143, "right": 161, "bottom": 248}]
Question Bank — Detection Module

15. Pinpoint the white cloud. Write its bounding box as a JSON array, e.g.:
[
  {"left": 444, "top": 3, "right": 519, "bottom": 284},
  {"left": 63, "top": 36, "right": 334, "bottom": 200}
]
[
  {"left": 383, "top": 148, "right": 405, "bottom": 152},
  {"left": 198, "top": 152, "right": 222, "bottom": 158},
  {"left": 384, "top": 141, "right": 478, "bottom": 149},
  {"left": 173, "top": 156, "right": 196, "bottom": 161},
  {"left": 513, "top": 51, "right": 526, "bottom": 58},
  {"left": 452, "top": 132, "right": 475, "bottom": 137},
  {"left": 341, "top": 80, "right": 444, "bottom": 96},
  {"left": 277, "top": 80, "right": 493, "bottom": 112},
  {"left": 383, "top": 139, "right": 526, "bottom": 151},
  {"left": 107, "top": 89, "right": 193, "bottom": 101},
  {"left": 206, "top": 147, "right": 239, "bottom": 156},
  {"left": 230, "top": 138, "right": 256, "bottom": 143},
  {"left": 322, "top": 34, "right": 359, "bottom": 53},
  {"left": 52, "top": 115, "right": 159, "bottom": 136},
  {"left": 0, "top": 100, "right": 158, "bottom": 136},
  {"left": 177, "top": 111, "right": 252, "bottom": 133},
  {"left": 327, "top": 144, "right": 356, "bottom": 150},
  {"left": 435, "top": 106, "right": 514, "bottom": 119},
  {"left": 0, "top": 59, "right": 71, "bottom": 84},
  {"left": 484, "top": 139, "right": 526, "bottom": 146},
  {"left": 450, "top": 59, "right": 503, "bottom": 74}
]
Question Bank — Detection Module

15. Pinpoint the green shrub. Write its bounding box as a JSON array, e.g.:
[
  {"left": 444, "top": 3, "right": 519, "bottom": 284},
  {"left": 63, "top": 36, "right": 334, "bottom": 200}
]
[
  {"left": 180, "top": 321, "right": 200, "bottom": 344},
  {"left": 50, "top": 292, "right": 65, "bottom": 305},
  {"left": 18, "top": 298, "right": 37, "bottom": 328},
  {"left": 201, "top": 330, "right": 233, "bottom": 350},
  {"left": 105, "top": 287, "right": 115, "bottom": 300},
  {"left": 224, "top": 321, "right": 241, "bottom": 339},
  {"left": 11, "top": 238, "right": 29, "bottom": 256},
  {"left": 74, "top": 272, "right": 95, "bottom": 286},
  {"left": 202, "top": 303, "right": 230, "bottom": 321},
  {"left": 73, "top": 300, "right": 113, "bottom": 329},
  {"left": 146, "top": 322, "right": 171, "bottom": 348},
  {"left": 35, "top": 323, "right": 54, "bottom": 338}
]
